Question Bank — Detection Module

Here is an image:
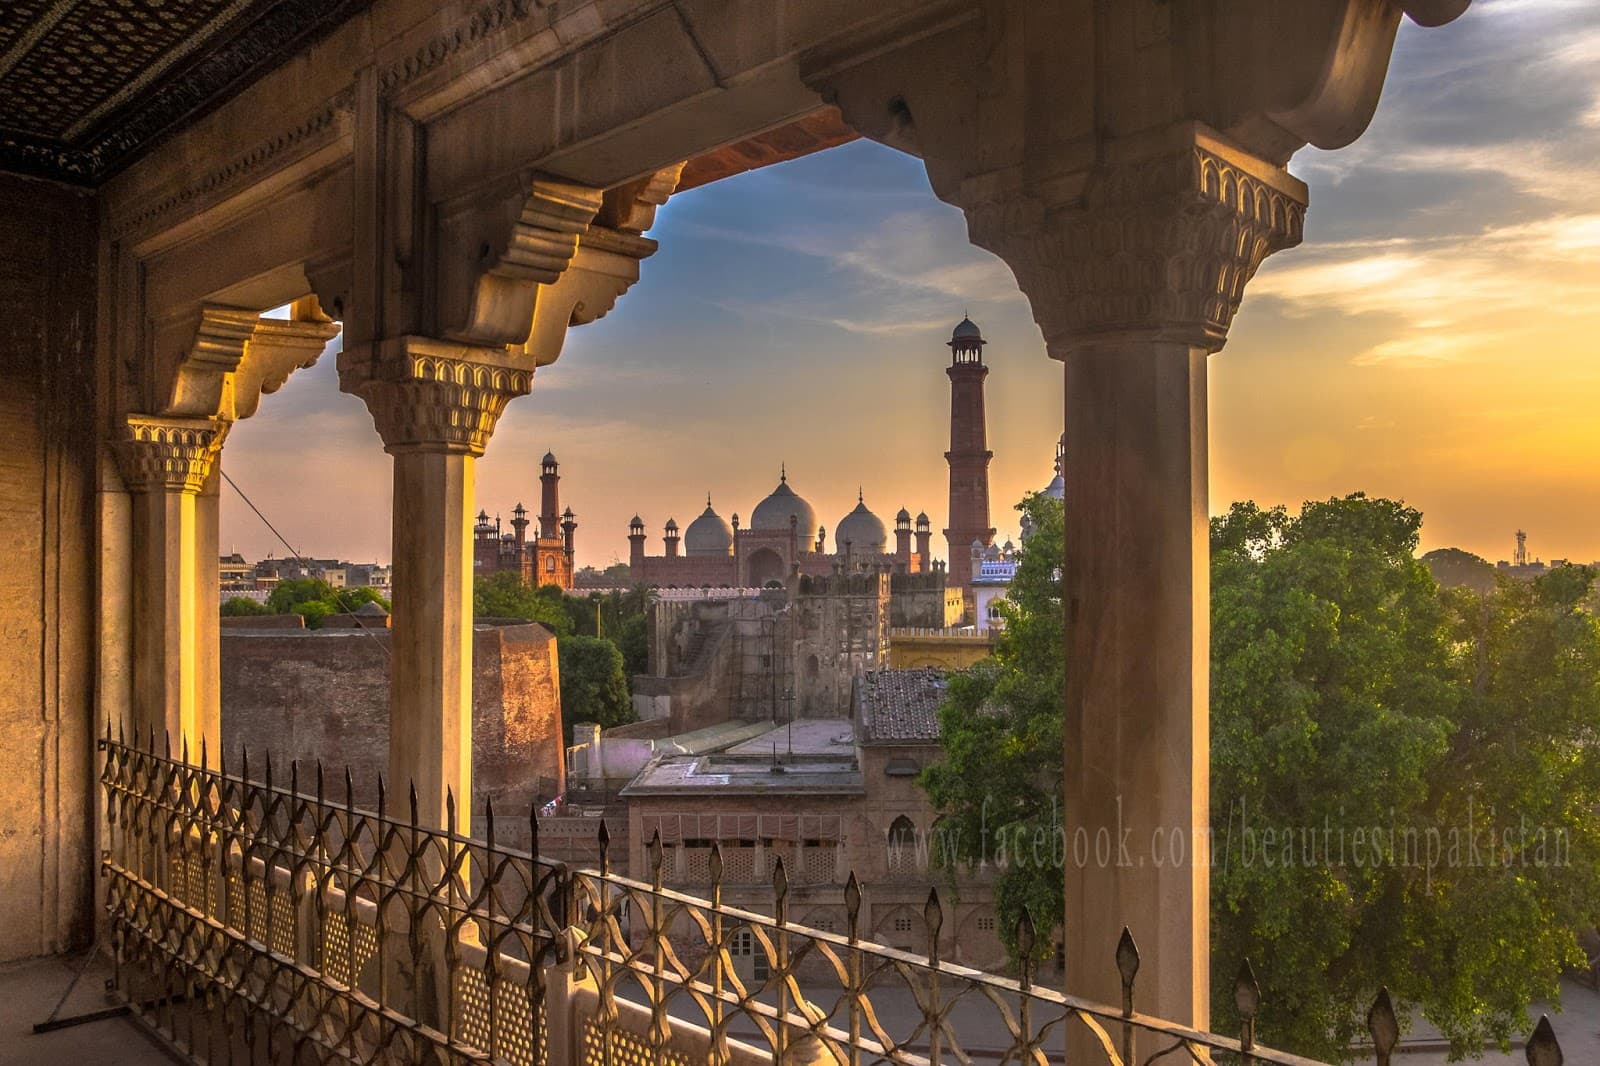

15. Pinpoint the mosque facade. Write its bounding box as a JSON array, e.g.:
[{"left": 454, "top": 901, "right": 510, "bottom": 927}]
[
  {"left": 628, "top": 316, "right": 1014, "bottom": 598},
  {"left": 474, "top": 452, "right": 578, "bottom": 591},
  {"left": 627, "top": 472, "right": 939, "bottom": 589}
]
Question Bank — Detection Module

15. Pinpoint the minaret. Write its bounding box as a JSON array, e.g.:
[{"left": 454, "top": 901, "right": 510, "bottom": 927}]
[
  {"left": 539, "top": 451, "right": 560, "bottom": 540},
  {"left": 943, "top": 316, "right": 995, "bottom": 594},
  {"left": 664, "top": 518, "right": 680, "bottom": 558},
  {"left": 894, "top": 508, "right": 913, "bottom": 569},
  {"left": 561, "top": 507, "right": 577, "bottom": 563},
  {"left": 915, "top": 512, "right": 932, "bottom": 572},
  {"left": 629, "top": 515, "right": 647, "bottom": 573},
  {"left": 510, "top": 502, "right": 530, "bottom": 551}
]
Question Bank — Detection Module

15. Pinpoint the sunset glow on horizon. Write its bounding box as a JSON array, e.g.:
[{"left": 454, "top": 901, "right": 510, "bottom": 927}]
[{"left": 222, "top": 0, "right": 1600, "bottom": 572}]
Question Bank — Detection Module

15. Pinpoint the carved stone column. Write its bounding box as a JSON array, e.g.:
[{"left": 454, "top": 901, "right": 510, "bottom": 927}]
[
  {"left": 195, "top": 466, "right": 222, "bottom": 747},
  {"left": 124, "top": 304, "right": 339, "bottom": 759},
  {"left": 964, "top": 125, "right": 1307, "bottom": 1033},
  {"left": 113, "top": 414, "right": 228, "bottom": 754},
  {"left": 343, "top": 338, "right": 533, "bottom": 834}
]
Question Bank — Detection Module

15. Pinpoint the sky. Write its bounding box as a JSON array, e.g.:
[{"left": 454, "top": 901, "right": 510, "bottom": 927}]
[{"left": 222, "top": 0, "right": 1600, "bottom": 570}]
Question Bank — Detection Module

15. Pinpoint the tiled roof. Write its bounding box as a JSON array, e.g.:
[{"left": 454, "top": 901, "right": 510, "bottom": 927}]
[{"left": 858, "top": 669, "right": 947, "bottom": 743}]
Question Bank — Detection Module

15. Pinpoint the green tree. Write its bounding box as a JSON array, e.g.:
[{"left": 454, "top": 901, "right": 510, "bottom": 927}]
[
  {"left": 264, "top": 579, "right": 389, "bottom": 629},
  {"left": 1211, "top": 497, "right": 1600, "bottom": 1058},
  {"left": 1210, "top": 495, "right": 1458, "bottom": 1055},
  {"left": 1422, "top": 546, "right": 1498, "bottom": 594},
  {"left": 473, "top": 573, "right": 573, "bottom": 635},
  {"left": 267, "top": 577, "right": 334, "bottom": 614},
  {"left": 919, "top": 491, "right": 1064, "bottom": 959},
  {"left": 558, "top": 635, "right": 634, "bottom": 741},
  {"left": 221, "top": 596, "right": 271, "bottom": 616},
  {"left": 921, "top": 490, "right": 1600, "bottom": 1059}
]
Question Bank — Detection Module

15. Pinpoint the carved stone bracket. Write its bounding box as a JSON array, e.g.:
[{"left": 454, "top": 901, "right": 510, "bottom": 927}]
[
  {"left": 597, "top": 163, "right": 685, "bottom": 235},
  {"left": 523, "top": 225, "right": 659, "bottom": 366},
  {"left": 342, "top": 337, "right": 534, "bottom": 456},
  {"left": 164, "top": 307, "right": 260, "bottom": 419},
  {"left": 114, "top": 415, "right": 229, "bottom": 494},
  {"left": 521, "top": 164, "right": 680, "bottom": 365},
  {"left": 162, "top": 302, "right": 342, "bottom": 422},
  {"left": 441, "top": 179, "right": 604, "bottom": 347},
  {"left": 233, "top": 316, "right": 343, "bottom": 420},
  {"left": 961, "top": 126, "right": 1308, "bottom": 355}
]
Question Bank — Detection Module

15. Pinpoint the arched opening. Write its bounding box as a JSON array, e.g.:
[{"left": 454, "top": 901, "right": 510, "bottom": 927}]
[
  {"left": 745, "top": 548, "right": 785, "bottom": 588},
  {"left": 886, "top": 815, "right": 919, "bottom": 879}
]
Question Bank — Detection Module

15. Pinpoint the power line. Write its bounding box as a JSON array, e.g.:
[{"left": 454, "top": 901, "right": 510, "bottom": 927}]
[{"left": 220, "top": 469, "right": 391, "bottom": 657}]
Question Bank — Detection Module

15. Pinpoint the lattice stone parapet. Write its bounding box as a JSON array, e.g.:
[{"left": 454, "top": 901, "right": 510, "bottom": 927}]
[
  {"left": 115, "top": 414, "right": 228, "bottom": 494},
  {"left": 962, "top": 125, "right": 1308, "bottom": 355},
  {"left": 342, "top": 336, "right": 534, "bottom": 456}
]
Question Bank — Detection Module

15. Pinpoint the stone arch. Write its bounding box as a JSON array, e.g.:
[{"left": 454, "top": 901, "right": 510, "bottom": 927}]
[
  {"left": 874, "top": 904, "right": 925, "bottom": 952},
  {"left": 746, "top": 548, "right": 784, "bottom": 587},
  {"left": 886, "top": 815, "right": 919, "bottom": 879}
]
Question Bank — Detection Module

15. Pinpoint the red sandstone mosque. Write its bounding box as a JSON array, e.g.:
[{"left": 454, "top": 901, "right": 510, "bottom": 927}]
[
  {"left": 628, "top": 316, "right": 999, "bottom": 596},
  {"left": 473, "top": 451, "right": 578, "bottom": 591}
]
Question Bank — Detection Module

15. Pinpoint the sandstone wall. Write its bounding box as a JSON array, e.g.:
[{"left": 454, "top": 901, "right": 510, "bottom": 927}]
[
  {"left": 0, "top": 175, "right": 98, "bottom": 961},
  {"left": 221, "top": 622, "right": 564, "bottom": 830}
]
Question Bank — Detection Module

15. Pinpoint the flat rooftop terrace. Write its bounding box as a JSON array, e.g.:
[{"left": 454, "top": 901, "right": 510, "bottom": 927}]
[{"left": 622, "top": 718, "right": 862, "bottom": 796}]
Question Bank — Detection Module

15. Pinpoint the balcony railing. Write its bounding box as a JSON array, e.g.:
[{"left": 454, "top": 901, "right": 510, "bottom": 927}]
[{"left": 99, "top": 731, "right": 1566, "bottom": 1065}]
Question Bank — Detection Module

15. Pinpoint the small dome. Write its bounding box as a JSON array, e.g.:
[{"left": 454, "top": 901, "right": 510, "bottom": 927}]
[
  {"left": 951, "top": 317, "right": 983, "bottom": 343},
  {"left": 684, "top": 497, "right": 733, "bottom": 557},
  {"left": 542, "top": 451, "right": 557, "bottom": 465},
  {"left": 835, "top": 493, "right": 887, "bottom": 554},
  {"left": 750, "top": 470, "right": 817, "bottom": 533},
  {"left": 1043, "top": 473, "right": 1065, "bottom": 500},
  {"left": 629, "top": 514, "right": 644, "bottom": 528},
  {"left": 895, "top": 507, "right": 911, "bottom": 522},
  {"left": 665, "top": 518, "right": 679, "bottom": 532},
  {"left": 916, "top": 511, "right": 930, "bottom": 526}
]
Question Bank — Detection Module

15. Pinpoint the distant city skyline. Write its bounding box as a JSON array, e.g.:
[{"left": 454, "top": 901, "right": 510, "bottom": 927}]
[{"left": 221, "top": 0, "right": 1600, "bottom": 571}]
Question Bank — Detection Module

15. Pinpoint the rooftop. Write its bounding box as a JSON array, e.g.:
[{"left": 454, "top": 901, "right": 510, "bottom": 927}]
[
  {"left": 857, "top": 668, "right": 948, "bottom": 744},
  {"left": 621, "top": 718, "right": 862, "bottom": 796}
]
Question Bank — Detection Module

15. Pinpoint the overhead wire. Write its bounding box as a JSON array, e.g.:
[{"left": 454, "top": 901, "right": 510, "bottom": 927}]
[{"left": 220, "top": 468, "right": 391, "bottom": 657}]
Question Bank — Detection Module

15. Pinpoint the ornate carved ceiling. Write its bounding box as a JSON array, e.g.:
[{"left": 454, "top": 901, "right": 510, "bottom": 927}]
[{"left": 0, "top": 0, "right": 367, "bottom": 185}]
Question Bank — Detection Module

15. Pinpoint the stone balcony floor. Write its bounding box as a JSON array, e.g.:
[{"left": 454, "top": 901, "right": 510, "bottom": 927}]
[{"left": 0, "top": 951, "right": 176, "bottom": 1065}]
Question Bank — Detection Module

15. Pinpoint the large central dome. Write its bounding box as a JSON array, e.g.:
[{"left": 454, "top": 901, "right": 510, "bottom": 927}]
[
  {"left": 684, "top": 496, "right": 733, "bottom": 556},
  {"left": 835, "top": 493, "right": 887, "bottom": 554},
  {"left": 749, "top": 470, "right": 817, "bottom": 534}
]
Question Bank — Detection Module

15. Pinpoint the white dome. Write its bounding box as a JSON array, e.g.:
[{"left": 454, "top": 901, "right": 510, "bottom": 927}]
[
  {"left": 951, "top": 317, "right": 983, "bottom": 342},
  {"left": 684, "top": 498, "right": 733, "bottom": 556},
  {"left": 835, "top": 495, "right": 887, "bottom": 553},
  {"left": 750, "top": 472, "right": 817, "bottom": 533}
]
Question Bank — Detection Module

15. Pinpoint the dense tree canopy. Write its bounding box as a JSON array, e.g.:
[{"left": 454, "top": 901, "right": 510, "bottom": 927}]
[
  {"left": 1422, "top": 546, "right": 1498, "bottom": 594},
  {"left": 922, "top": 491, "right": 1600, "bottom": 1060},
  {"left": 221, "top": 596, "right": 272, "bottom": 617},
  {"left": 558, "top": 635, "right": 635, "bottom": 742},
  {"left": 472, "top": 573, "right": 574, "bottom": 635},
  {"left": 263, "top": 578, "right": 390, "bottom": 628},
  {"left": 919, "top": 491, "right": 1064, "bottom": 959}
]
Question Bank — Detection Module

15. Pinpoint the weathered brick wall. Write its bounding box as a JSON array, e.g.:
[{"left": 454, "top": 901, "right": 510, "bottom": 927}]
[
  {"left": 0, "top": 176, "right": 97, "bottom": 961},
  {"left": 221, "top": 622, "right": 564, "bottom": 822}
]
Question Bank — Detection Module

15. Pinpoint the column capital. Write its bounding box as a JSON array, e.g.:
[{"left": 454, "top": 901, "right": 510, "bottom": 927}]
[
  {"left": 114, "top": 414, "right": 228, "bottom": 494},
  {"left": 341, "top": 336, "right": 533, "bottom": 456},
  {"left": 958, "top": 125, "right": 1307, "bottom": 355}
]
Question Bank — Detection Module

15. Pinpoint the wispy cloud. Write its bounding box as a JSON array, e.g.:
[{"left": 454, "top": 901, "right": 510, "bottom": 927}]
[{"left": 1254, "top": 210, "right": 1600, "bottom": 366}]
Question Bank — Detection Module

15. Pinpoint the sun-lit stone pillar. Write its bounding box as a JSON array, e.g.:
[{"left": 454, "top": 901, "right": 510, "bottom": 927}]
[
  {"left": 344, "top": 338, "right": 533, "bottom": 834},
  {"left": 966, "top": 125, "right": 1307, "bottom": 1033},
  {"left": 114, "top": 414, "right": 227, "bottom": 755},
  {"left": 194, "top": 465, "right": 222, "bottom": 751}
]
